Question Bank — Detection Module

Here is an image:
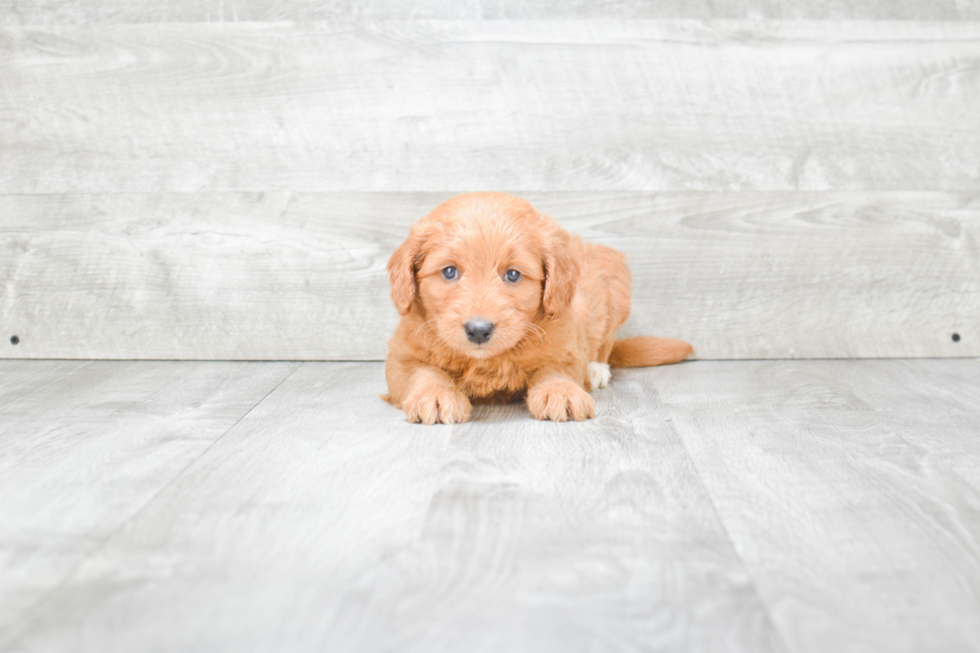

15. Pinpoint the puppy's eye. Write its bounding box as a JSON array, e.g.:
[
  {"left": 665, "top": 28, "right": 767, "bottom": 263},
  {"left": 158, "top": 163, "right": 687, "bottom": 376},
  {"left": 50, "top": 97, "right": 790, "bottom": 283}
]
[
  {"left": 442, "top": 266, "right": 458, "bottom": 281},
  {"left": 505, "top": 269, "right": 521, "bottom": 283}
]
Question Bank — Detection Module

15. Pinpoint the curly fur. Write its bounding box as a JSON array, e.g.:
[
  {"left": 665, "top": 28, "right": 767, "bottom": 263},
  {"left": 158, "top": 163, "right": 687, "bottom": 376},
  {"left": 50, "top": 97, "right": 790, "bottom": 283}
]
[{"left": 383, "top": 192, "right": 692, "bottom": 423}]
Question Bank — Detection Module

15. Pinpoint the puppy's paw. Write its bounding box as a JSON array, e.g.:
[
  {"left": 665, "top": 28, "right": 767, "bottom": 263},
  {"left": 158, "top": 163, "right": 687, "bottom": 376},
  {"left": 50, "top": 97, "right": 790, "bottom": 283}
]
[
  {"left": 588, "top": 362, "right": 611, "bottom": 389},
  {"left": 403, "top": 385, "right": 472, "bottom": 425},
  {"left": 527, "top": 379, "right": 595, "bottom": 422}
]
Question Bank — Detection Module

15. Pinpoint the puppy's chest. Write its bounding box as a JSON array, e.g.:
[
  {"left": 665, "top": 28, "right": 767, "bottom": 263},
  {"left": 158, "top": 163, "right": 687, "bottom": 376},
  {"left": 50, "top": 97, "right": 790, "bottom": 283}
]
[{"left": 447, "top": 358, "right": 531, "bottom": 401}]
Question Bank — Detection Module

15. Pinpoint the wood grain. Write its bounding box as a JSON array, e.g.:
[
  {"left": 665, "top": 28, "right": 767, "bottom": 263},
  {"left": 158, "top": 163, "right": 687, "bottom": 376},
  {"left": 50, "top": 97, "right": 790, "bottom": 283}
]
[
  {"left": 4, "top": 359, "right": 980, "bottom": 651},
  {"left": 2, "top": 191, "right": 976, "bottom": 360},
  {"left": 3, "top": 361, "right": 784, "bottom": 653},
  {"left": 827, "top": 358, "right": 980, "bottom": 488},
  {"left": 654, "top": 359, "right": 980, "bottom": 653},
  {"left": 2, "top": 0, "right": 977, "bottom": 23},
  {"left": 0, "top": 359, "right": 298, "bottom": 647},
  {"left": 1, "top": 22, "right": 979, "bottom": 193}
]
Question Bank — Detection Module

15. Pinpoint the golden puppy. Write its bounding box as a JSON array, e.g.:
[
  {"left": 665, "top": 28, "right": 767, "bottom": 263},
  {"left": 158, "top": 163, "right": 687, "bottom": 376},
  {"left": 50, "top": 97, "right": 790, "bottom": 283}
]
[{"left": 383, "top": 192, "right": 692, "bottom": 424}]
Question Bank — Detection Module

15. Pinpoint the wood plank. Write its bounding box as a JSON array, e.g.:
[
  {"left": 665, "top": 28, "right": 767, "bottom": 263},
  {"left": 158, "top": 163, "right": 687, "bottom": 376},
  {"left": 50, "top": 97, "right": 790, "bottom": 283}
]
[
  {"left": 4, "top": 362, "right": 785, "bottom": 653},
  {"left": 0, "top": 359, "right": 299, "bottom": 646},
  {"left": 2, "top": 191, "right": 977, "bottom": 360},
  {"left": 653, "top": 360, "right": 980, "bottom": 653},
  {"left": 827, "top": 358, "right": 980, "bottom": 488},
  {"left": 2, "top": 0, "right": 977, "bottom": 24},
  {"left": 2, "top": 22, "right": 979, "bottom": 193}
]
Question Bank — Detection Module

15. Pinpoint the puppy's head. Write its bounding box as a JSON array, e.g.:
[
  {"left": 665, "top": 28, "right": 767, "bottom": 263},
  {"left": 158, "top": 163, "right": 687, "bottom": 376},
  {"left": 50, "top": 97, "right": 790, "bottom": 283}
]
[{"left": 388, "top": 192, "right": 578, "bottom": 358}]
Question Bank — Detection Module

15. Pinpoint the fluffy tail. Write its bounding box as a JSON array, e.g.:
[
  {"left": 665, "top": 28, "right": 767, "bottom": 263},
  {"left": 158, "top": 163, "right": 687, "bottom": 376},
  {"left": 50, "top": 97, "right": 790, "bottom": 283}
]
[{"left": 608, "top": 337, "right": 693, "bottom": 368}]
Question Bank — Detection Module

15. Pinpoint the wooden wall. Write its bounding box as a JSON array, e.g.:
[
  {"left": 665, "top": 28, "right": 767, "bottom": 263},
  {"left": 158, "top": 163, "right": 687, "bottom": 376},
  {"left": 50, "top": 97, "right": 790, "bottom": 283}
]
[{"left": 1, "top": 8, "right": 978, "bottom": 360}]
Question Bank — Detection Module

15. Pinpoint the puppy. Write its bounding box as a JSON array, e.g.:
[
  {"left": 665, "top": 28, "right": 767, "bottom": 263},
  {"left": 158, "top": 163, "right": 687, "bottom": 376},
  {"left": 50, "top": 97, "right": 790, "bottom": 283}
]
[{"left": 383, "top": 192, "right": 692, "bottom": 424}]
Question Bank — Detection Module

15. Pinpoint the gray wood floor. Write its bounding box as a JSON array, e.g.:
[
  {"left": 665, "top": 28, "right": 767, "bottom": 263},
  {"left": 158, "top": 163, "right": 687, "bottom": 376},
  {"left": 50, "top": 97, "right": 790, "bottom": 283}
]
[{"left": 2, "top": 358, "right": 979, "bottom": 652}]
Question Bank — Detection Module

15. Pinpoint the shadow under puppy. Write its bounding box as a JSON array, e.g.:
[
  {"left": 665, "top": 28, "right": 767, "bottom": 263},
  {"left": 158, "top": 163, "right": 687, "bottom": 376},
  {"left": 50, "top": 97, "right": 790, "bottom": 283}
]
[{"left": 383, "top": 192, "right": 692, "bottom": 423}]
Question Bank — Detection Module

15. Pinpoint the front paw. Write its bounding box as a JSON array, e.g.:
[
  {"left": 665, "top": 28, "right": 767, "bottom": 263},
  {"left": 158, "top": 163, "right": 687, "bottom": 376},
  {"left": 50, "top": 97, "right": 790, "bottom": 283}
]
[
  {"left": 527, "top": 379, "right": 595, "bottom": 422},
  {"left": 403, "top": 385, "right": 472, "bottom": 425}
]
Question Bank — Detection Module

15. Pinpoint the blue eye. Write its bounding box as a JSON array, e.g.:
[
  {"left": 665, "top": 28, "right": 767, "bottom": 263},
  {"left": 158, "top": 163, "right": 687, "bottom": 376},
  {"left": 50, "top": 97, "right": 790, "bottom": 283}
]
[
  {"left": 505, "top": 269, "right": 521, "bottom": 283},
  {"left": 442, "top": 266, "right": 458, "bottom": 280}
]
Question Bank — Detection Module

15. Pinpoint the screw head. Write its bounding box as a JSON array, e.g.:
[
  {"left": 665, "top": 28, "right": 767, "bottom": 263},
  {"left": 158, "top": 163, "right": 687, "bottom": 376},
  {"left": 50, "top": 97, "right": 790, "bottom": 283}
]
[
  {"left": 952, "top": 333, "right": 961, "bottom": 343},
  {"left": 10, "top": 335, "right": 19, "bottom": 345}
]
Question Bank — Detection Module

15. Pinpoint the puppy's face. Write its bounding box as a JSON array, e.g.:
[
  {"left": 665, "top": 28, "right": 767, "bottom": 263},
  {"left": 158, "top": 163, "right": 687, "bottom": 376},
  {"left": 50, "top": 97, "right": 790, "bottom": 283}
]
[
  {"left": 414, "top": 227, "right": 544, "bottom": 358},
  {"left": 388, "top": 193, "right": 578, "bottom": 359}
]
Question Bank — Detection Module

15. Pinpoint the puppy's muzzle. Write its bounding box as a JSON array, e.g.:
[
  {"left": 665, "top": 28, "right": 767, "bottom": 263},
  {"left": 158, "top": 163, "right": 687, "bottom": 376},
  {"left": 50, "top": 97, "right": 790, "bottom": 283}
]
[{"left": 464, "top": 319, "right": 494, "bottom": 345}]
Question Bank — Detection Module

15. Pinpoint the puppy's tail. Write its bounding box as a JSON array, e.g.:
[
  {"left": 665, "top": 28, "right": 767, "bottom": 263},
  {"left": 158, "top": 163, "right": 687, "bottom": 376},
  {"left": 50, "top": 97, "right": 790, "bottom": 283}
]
[{"left": 608, "top": 337, "right": 693, "bottom": 368}]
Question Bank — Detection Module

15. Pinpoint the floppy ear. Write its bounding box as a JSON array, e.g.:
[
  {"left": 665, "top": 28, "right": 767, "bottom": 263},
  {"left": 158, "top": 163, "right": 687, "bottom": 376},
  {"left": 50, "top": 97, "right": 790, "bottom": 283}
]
[
  {"left": 387, "top": 228, "right": 423, "bottom": 315},
  {"left": 542, "top": 231, "right": 579, "bottom": 319}
]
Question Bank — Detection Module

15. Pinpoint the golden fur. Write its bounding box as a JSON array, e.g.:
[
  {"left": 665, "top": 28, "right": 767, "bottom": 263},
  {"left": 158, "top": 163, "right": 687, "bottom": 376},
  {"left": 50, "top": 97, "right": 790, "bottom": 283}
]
[{"left": 383, "top": 192, "right": 692, "bottom": 423}]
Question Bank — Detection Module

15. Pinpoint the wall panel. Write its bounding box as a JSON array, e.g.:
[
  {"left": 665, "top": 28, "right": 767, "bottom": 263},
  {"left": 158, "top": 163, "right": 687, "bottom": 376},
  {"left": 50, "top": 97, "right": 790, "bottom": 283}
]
[
  {"left": 1, "top": 22, "right": 978, "bottom": 194},
  {"left": 2, "top": 1, "right": 978, "bottom": 24},
  {"left": 2, "top": 192, "right": 976, "bottom": 360}
]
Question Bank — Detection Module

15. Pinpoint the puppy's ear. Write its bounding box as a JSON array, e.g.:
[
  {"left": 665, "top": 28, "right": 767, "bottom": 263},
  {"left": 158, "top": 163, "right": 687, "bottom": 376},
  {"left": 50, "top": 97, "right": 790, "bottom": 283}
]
[
  {"left": 387, "top": 228, "right": 423, "bottom": 315},
  {"left": 542, "top": 231, "right": 579, "bottom": 319}
]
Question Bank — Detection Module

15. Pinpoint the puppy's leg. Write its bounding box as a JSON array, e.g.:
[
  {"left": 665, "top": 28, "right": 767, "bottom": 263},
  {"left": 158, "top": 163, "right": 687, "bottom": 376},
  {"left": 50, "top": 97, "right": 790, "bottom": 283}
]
[
  {"left": 585, "top": 333, "right": 617, "bottom": 390},
  {"left": 596, "top": 337, "right": 615, "bottom": 364},
  {"left": 527, "top": 368, "right": 595, "bottom": 422},
  {"left": 387, "top": 359, "right": 471, "bottom": 425}
]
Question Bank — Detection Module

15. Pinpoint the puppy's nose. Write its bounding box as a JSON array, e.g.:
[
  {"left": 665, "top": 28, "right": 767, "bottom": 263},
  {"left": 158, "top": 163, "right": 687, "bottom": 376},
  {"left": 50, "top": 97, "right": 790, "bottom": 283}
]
[{"left": 464, "top": 319, "right": 494, "bottom": 345}]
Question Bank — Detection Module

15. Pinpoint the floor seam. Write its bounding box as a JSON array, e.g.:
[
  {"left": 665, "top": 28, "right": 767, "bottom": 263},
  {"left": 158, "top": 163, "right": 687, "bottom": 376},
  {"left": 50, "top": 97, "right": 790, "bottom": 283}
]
[
  {"left": 654, "top": 389, "right": 795, "bottom": 653},
  {"left": 1, "top": 361, "right": 304, "bottom": 651}
]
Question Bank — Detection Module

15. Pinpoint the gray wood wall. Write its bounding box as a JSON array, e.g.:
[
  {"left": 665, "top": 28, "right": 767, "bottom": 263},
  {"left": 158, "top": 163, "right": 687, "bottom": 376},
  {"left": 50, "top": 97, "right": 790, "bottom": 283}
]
[{"left": 1, "top": 6, "right": 978, "bottom": 360}]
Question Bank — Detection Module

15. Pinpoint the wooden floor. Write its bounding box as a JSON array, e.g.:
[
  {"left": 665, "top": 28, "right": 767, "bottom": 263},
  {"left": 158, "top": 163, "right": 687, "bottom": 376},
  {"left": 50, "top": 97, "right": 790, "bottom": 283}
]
[{"left": 1, "top": 359, "right": 979, "bottom": 652}]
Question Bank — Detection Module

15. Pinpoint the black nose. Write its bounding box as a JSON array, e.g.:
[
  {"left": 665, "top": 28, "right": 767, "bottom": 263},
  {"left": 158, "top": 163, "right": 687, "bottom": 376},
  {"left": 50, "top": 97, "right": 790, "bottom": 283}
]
[{"left": 464, "top": 319, "right": 494, "bottom": 345}]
